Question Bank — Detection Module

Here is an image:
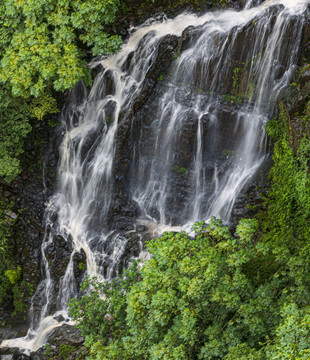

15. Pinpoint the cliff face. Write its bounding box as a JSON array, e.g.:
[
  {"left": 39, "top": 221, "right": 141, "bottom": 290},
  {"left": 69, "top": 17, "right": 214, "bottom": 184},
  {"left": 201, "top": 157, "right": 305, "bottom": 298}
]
[
  {"left": 1, "top": 1, "right": 310, "bottom": 359},
  {"left": 0, "top": 119, "right": 60, "bottom": 340}
]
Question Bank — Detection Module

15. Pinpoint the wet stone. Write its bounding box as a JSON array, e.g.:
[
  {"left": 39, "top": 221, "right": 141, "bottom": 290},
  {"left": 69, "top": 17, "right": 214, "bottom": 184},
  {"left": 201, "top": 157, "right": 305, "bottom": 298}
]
[
  {"left": 72, "top": 249, "right": 87, "bottom": 288},
  {"left": 53, "top": 314, "right": 65, "bottom": 323},
  {"left": 47, "top": 324, "right": 84, "bottom": 346},
  {"left": 136, "top": 225, "right": 147, "bottom": 233}
]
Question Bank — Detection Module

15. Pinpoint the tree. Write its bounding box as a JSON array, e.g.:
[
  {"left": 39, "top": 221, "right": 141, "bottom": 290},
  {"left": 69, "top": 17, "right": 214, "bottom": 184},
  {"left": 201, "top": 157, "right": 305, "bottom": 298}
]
[
  {"left": 125, "top": 218, "right": 264, "bottom": 360},
  {"left": 0, "top": 0, "right": 122, "bottom": 97},
  {"left": 69, "top": 261, "right": 142, "bottom": 360},
  {"left": 69, "top": 214, "right": 310, "bottom": 359},
  {"left": 71, "top": 218, "right": 276, "bottom": 360},
  {"left": 0, "top": 0, "right": 122, "bottom": 182},
  {"left": 266, "top": 304, "right": 310, "bottom": 360}
]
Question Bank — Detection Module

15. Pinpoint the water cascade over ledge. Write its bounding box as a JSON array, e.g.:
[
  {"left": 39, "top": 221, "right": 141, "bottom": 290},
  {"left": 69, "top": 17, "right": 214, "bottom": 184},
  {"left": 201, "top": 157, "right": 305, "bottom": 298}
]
[{"left": 1, "top": 0, "right": 309, "bottom": 354}]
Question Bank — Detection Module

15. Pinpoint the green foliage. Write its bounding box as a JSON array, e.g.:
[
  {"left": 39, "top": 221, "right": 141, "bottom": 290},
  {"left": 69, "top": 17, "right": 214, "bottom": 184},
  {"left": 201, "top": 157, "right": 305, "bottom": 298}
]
[
  {"left": 157, "top": 73, "right": 165, "bottom": 82},
  {"left": 0, "top": 0, "right": 124, "bottom": 182},
  {"left": 263, "top": 106, "right": 310, "bottom": 249},
  {"left": 0, "top": 0, "right": 121, "bottom": 97},
  {"left": 28, "top": 91, "right": 59, "bottom": 120},
  {"left": 125, "top": 218, "right": 265, "bottom": 360},
  {"left": 232, "top": 67, "right": 241, "bottom": 91},
  {"left": 266, "top": 304, "right": 310, "bottom": 359},
  {"left": 222, "top": 94, "right": 243, "bottom": 105},
  {"left": 78, "top": 262, "right": 87, "bottom": 271},
  {"left": 0, "top": 196, "right": 33, "bottom": 315},
  {"left": 58, "top": 344, "right": 76, "bottom": 359},
  {"left": 69, "top": 261, "right": 141, "bottom": 359},
  {"left": 5, "top": 267, "right": 22, "bottom": 285},
  {"left": 224, "top": 343, "right": 264, "bottom": 360},
  {"left": 172, "top": 165, "right": 187, "bottom": 176},
  {"left": 72, "top": 218, "right": 286, "bottom": 360},
  {"left": 11, "top": 279, "right": 36, "bottom": 315},
  {"left": 0, "top": 86, "right": 32, "bottom": 182},
  {"left": 0, "top": 86, "right": 60, "bottom": 182},
  {"left": 70, "top": 191, "right": 310, "bottom": 360}
]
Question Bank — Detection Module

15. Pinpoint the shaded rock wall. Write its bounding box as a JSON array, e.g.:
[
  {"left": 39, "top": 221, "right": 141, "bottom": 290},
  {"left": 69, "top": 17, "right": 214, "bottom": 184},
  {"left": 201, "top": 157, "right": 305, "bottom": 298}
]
[{"left": 0, "top": 119, "right": 60, "bottom": 340}]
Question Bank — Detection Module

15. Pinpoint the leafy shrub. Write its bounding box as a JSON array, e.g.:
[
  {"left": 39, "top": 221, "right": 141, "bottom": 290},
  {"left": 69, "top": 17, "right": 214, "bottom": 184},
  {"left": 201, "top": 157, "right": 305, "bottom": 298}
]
[
  {"left": 70, "top": 218, "right": 277, "bottom": 360},
  {"left": 0, "top": 0, "right": 122, "bottom": 97},
  {"left": 69, "top": 261, "right": 141, "bottom": 359}
]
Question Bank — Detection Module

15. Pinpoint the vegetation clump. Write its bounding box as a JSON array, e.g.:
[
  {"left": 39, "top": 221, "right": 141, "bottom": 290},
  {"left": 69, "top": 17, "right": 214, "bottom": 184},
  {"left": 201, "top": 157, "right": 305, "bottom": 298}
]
[
  {"left": 0, "top": 0, "right": 123, "bottom": 183},
  {"left": 69, "top": 204, "right": 310, "bottom": 359}
]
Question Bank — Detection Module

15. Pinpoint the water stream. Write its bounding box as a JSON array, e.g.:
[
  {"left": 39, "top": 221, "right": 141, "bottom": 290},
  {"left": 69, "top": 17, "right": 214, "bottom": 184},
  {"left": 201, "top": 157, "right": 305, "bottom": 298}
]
[{"left": 1, "top": 0, "right": 309, "bottom": 354}]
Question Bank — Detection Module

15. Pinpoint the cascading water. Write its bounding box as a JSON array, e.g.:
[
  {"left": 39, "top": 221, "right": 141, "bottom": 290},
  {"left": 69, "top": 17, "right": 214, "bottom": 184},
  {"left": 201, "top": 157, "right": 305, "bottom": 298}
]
[{"left": 1, "top": 0, "right": 309, "bottom": 354}]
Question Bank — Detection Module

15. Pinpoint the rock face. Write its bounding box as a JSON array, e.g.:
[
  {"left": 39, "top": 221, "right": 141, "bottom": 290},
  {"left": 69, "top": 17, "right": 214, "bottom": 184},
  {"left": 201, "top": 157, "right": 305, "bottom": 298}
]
[{"left": 0, "top": 119, "right": 60, "bottom": 341}]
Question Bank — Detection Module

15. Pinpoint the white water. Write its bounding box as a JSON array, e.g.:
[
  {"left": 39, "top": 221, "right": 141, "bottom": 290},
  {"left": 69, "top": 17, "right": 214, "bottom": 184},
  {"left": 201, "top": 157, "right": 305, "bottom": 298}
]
[{"left": 1, "top": 0, "right": 309, "bottom": 354}]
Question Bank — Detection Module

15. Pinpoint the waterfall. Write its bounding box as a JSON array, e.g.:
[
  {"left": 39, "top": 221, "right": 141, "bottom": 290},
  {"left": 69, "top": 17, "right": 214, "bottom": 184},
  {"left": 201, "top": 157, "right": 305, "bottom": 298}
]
[{"left": 1, "top": 0, "right": 309, "bottom": 354}]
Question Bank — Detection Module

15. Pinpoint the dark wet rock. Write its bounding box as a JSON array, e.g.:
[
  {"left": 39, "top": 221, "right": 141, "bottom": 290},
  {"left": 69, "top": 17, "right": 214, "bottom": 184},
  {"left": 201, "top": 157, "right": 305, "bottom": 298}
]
[
  {"left": 280, "top": 84, "right": 302, "bottom": 112},
  {"left": 107, "top": 194, "right": 139, "bottom": 231},
  {"left": 47, "top": 324, "right": 84, "bottom": 346},
  {"left": 13, "top": 354, "right": 30, "bottom": 360},
  {"left": 96, "top": 70, "right": 117, "bottom": 99},
  {"left": 111, "top": 230, "right": 150, "bottom": 277},
  {"left": 299, "top": 64, "right": 310, "bottom": 87},
  {"left": 121, "top": 51, "right": 135, "bottom": 72},
  {"left": 124, "top": 232, "right": 142, "bottom": 259},
  {"left": 30, "top": 233, "right": 73, "bottom": 323},
  {"left": 30, "top": 347, "right": 57, "bottom": 360},
  {"left": 72, "top": 249, "right": 87, "bottom": 289},
  {"left": 175, "top": 88, "right": 197, "bottom": 107},
  {"left": 302, "top": 7, "right": 310, "bottom": 61},
  {"left": 133, "top": 34, "right": 179, "bottom": 110},
  {"left": 117, "top": 0, "right": 244, "bottom": 34},
  {"left": 28, "top": 325, "right": 85, "bottom": 360},
  {"left": 136, "top": 225, "right": 147, "bottom": 233},
  {"left": 0, "top": 347, "right": 30, "bottom": 360},
  {"left": 303, "top": 41, "right": 310, "bottom": 63},
  {"left": 67, "top": 81, "right": 88, "bottom": 108},
  {"left": 232, "top": 156, "right": 274, "bottom": 222},
  {"left": 44, "top": 235, "right": 72, "bottom": 282},
  {"left": 0, "top": 115, "right": 59, "bottom": 335},
  {"left": 30, "top": 345, "right": 88, "bottom": 360},
  {"left": 90, "top": 62, "right": 104, "bottom": 80},
  {"left": 280, "top": 63, "right": 310, "bottom": 114},
  {"left": 113, "top": 217, "right": 135, "bottom": 231},
  {"left": 180, "top": 25, "right": 203, "bottom": 53},
  {"left": 0, "top": 313, "right": 30, "bottom": 343},
  {"left": 53, "top": 314, "right": 65, "bottom": 323}
]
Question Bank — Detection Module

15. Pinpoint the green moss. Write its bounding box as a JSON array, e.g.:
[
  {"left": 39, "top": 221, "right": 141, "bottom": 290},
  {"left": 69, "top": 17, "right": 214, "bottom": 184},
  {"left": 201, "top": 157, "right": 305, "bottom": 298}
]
[
  {"left": 300, "top": 64, "right": 310, "bottom": 74},
  {"left": 232, "top": 67, "right": 241, "bottom": 93},
  {"left": 157, "top": 73, "right": 165, "bottom": 82},
  {"left": 246, "top": 79, "right": 254, "bottom": 100},
  {"left": 57, "top": 344, "right": 76, "bottom": 359},
  {"left": 222, "top": 149, "right": 236, "bottom": 158},
  {"left": 174, "top": 48, "right": 181, "bottom": 59},
  {"left": 173, "top": 165, "right": 187, "bottom": 176},
  {"left": 196, "top": 87, "right": 204, "bottom": 94},
  {"left": 79, "top": 262, "right": 87, "bottom": 271},
  {"left": 5, "top": 267, "right": 22, "bottom": 285},
  {"left": 222, "top": 94, "right": 243, "bottom": 105}
]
